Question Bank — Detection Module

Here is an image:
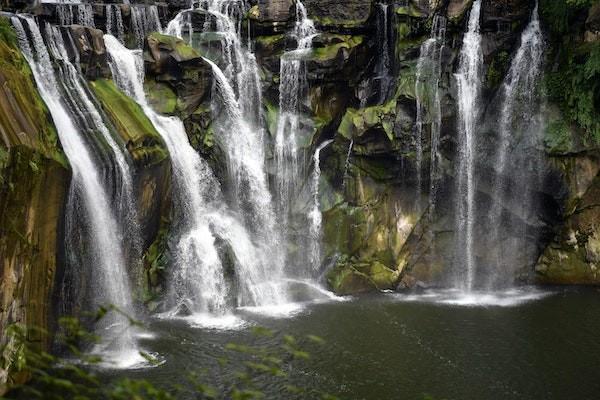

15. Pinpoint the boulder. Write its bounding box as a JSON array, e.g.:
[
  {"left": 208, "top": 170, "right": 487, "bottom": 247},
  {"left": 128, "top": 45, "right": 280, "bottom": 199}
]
[
  {"left": 144, "top": 32, "right": 213, "bottom": 116},
  {"left": 66, "top": 25, "right": 110, "bottom": 79}
]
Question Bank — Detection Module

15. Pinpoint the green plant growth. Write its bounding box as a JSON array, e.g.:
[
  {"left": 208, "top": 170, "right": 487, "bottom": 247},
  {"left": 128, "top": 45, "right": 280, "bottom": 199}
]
[
  {"left": 0, "top": 17, "right": 66, "bottom": 167},
  {"left": 540, "top": 0, "right": 600, "bottom": 147},
  {"left": 1, "top": 311, "right": 339, "bottom": 400},
  {"left": 90, "top": 79, "right": 168, "bottom": 165}
]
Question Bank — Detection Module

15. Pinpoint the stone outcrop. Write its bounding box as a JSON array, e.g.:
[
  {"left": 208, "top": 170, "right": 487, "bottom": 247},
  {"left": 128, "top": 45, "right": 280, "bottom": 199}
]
[{"left": 0, "top": 17, "right": 70, "bottom": 392}]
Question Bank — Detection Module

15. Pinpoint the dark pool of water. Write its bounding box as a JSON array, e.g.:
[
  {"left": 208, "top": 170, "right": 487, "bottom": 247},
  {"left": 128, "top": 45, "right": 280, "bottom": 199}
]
[{"left": 100, "top": 287, "right": 600, "bottom": 399}]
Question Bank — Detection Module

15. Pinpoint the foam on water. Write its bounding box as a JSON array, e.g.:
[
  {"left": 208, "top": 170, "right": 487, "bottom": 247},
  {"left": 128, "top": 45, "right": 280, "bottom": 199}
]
[
  {"left": 185, "top": 313, "right": 250, "bottom": 331},
  {"left": 393, "top": 287, "right": 552, "bottom": 307}
]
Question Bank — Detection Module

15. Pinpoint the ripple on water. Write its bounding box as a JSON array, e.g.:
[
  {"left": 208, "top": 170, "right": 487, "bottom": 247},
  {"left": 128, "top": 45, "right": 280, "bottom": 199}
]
[{"left": 392, "top": 287, "right": 553, "bottom": 307}]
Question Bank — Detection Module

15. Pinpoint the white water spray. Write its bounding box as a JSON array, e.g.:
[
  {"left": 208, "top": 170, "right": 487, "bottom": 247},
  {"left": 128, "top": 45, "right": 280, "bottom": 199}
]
[{"left": 454, "top": 0, "right": 483, "bottom": 291}]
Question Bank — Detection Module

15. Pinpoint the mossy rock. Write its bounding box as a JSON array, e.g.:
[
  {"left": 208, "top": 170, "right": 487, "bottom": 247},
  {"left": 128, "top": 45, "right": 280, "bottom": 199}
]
[
  {"left": 395, "top": 3, "right": 427, "bottom": 18},
  {"left": 311, "top": 35, "right": 364, "bottom": 62},
  {"left": 144, "top": 80, "right": 178, "bottom": 115},
  {"left": 146, "top": 32, "right": 201, "bottom": 62},
  {"left": 327, "top": 260, "right": 400, "bottom": 295},
  {"left": 90, "top": 79, "right": 168, "bottom": 166},
  {"left": 0, "top": 17, "right": 65, "bottom": 167},
  {"left": 327, "top": 263, "right": 377, "bottom": 295},
  {"left": 337, "top": 100, "right": 397, "bottom": 141}
]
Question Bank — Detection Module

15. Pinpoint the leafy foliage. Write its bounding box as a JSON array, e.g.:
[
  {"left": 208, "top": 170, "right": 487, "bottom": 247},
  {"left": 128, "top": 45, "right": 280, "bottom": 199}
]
[
  {"left": 541, "top": 0, "right": 600, "bottom": 148},
  {"left": 1, "top": 311, "right": 339, "bottom": 400}
]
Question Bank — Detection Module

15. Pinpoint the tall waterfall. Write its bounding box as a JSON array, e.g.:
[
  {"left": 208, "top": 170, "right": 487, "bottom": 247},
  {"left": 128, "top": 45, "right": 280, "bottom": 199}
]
[
  {"left": 106, "top": 4, "right": 125, "bottom": 43},
  {"left": 308, "top": 140, "right": 333, "bottom": 273},
  {"left": 454, "top": 0, "right": 483, "bottom": 291},
  {"left": 104, "top": 35, "right": 289, "bottom": 314},
  {"left": 488, "top": 4, "right": 545, "bottom": 288},
  {"left": 13, "top": 17, "right": 143, "bottom": 367},
  {"left": 131, "top": 5, "right": 162, "bottom": 48},
  {"left": 57, "top": 3, "right": 94, "bottom": 27},
  {"left": 275, "top": 0, "right": 317, "bottom": 225},
  {"left": 376, "top": 2, "right": 393, "bottom": 103},
  {"left": 414, "top": 15, "right": 446, "bottom": 213}
]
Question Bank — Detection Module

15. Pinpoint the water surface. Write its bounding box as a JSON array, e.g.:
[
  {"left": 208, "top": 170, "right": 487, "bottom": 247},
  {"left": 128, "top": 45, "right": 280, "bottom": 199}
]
[{"left": 101, "top": 287, "right": 600, "bottom": 399}]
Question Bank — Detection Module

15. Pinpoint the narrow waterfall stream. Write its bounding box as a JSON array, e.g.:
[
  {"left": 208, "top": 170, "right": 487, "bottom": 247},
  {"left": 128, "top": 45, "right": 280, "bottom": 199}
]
[
  {"left": 131, "top": 5, "right": 162, "bottom": 48},
  {"left": 454, "top": 0, "right": 483, "bottom": 291},
  {"left": 414, "top": 15, "right": 447, "bottom": 213},
  {"left": 275, "top": 0, "right": 317, "bottom": 225},
  {"left": 308, "top": 140, "right": 334, "bottom": 273},
  {"left": 106, "top": 4, "right": 125, "bottom": 43},
  {"left": 12, "top": 16, "right": 143, "bottom": 367},
  {"left": 376, "top": 2, "right": 393, "bottom": 103},
  {"left": 488, "top": 4, "right": 545, "bottom": 289}
]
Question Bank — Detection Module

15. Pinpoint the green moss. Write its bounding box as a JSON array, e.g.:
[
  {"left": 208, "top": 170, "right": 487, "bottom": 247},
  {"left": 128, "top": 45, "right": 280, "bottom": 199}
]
[
  {"left": 246, "top": 4, "right": 260, "bottom": 20},
  {"left": 541, "top": 1, "right": 600, "bottom": 145},
  {"left": 142, "top": 217, "right": 171, "bottom": 305},
  {"left": 338, "top": 100, "right": 396, "bottom": 141},
  {"left": 254, "top": 34, "right": 285, "bottom": 47},
  {"left": 327, "top": 259, "right": 399, "bottom": 295},
  {"left": 147, "top": 32, "right": 200, "bottom": 61},
  {"left": 545, "top": 118, "right": 574, "bottom": 154},
  {"left": 395, "top": 61, "right": 417, "bottom": 100},
  {"left": 0, "top": 17, "right": 17, "bottom": 46},
  {"left": 311, "top": 35, "right": 364, "bottom": 62},
  {"left": 90, "top": 79, "right": 167, "bottom": 165},
  {"left": 311, "top": 16, "right": 365, "bottom": 29},
  {"left": 395, "top": 4, "right": 426, "bottom": 18},
  {"left": 144, "top": 80, "right": 177, "bottom": 115},
  {"left": 0, "top": 17, "right": 66, "bottom": 168},
  {"left": 486, "top": 50, "right": 510, "bottom": 90}
]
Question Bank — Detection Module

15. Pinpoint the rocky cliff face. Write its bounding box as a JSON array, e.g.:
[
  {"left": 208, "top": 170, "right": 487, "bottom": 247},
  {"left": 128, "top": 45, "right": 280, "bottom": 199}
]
[
  {"left": 248, "top": 0, "right": 599, "bottom": 292},
  {"left": 0, "top": 3, "right": 599, "bottom": 391},
  {"left": 0, "top": 17, "right": 69, "bottom": 391}
]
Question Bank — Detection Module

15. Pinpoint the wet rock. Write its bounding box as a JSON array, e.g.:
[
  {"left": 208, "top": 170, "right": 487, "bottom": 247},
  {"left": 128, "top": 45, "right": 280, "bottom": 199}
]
[
  {"left": 144, "top": 32, "right": 213, "bottom": 116},
  {"left": 66, "top": 25, "right": 111, "bottom": 79},
  {"left": 304, "top": 0, "right": 374, "bottom": 32}
]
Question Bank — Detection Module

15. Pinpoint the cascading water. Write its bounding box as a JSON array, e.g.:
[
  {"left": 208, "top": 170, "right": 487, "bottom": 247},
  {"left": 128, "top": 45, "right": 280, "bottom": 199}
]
[
  {"left": 165, "top": 1, "right": 194, "bottom": 44},
  {"left": 12, "top": 16, "right": 143, "bottom": 367},
  {"left": 104, "top": 36, "right": 289, "bottom": 316},
  {"left": 454, "top": 0, "right": 483, "bottom": 291},
  {"left": 275, "top": 0, "right": 317, "bottom": 224},
  {"left": 43, "top": 24, "right": 141, "bottom": 265},
  {"left": 376, "top": 2, "right": 394, "bottom": 103},
  {"left": 487, "top": 4, "right": 545, "bottom": 288},
  {"left": 414, "top": 15, "right": 447, "bottom": 213},
  {"left": 131, "top": 5, "right": 162, "bottom": 48},
  {"left": 57, "top": 3, "right": 94, "bottom": 27},
  {"left": 106, "top": 4, "right": 125, "bottom": 43},
  {"left": 308, "top": 140, "right": 333, "bottom": 273}
]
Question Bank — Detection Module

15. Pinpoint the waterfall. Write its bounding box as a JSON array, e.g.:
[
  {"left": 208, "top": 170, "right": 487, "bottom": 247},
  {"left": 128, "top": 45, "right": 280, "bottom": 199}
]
[
  {"left": 131, "top": 5, "right": 162, "bottom": 48},
  {"left": 106, "top": 4, "right": 125, "bottom": 43},
  {"left": 275, "top": 0, "right": 317, "bottom": 225},
  {"left": 76, "top": 4, "right": 94, "bottom": 28},
  {"left": 13, "top": 17, "right": 143, "bottom": 367},
  {"left": 104, "top": 35, "right": 288, "bottom": 312},
  {"left": 454, "top": 0, "right": 483, "bottom": 291},
  {"left": 488, "top": 4, "right": 544, "bottom": 288},
  {"left": 342, "top": 139, "right": 354, "bottom": 192},
  {"left": 165, "top": 2, "right": 194, "bottom": 44},
  {"left": 56, "top": 3, "right": 94, "bottom": 27},
  {"left": 57, "top": 4, "right": 74, "bottom": 25},
  {"left": 376, "top": 2, "right": 393, "bottom": 103},
  {"left": 414, "top": 15, "right": 447, "bottom": 213},
  {"left": 308, "top": 140, "right": 333, "bottom": 273}
]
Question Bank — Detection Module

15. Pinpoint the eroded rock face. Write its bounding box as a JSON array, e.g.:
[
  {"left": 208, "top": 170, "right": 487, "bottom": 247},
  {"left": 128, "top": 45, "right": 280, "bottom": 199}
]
[
  {"left": 144, "top": 32, "right": 213, "bottom": 116},
  {"left": 66, "top": 25, "right": 111, "bottom": 79},
  {"left": 0, "top": 20, "right": 70, "bottom": 393}
]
